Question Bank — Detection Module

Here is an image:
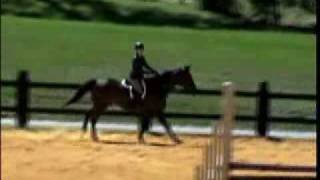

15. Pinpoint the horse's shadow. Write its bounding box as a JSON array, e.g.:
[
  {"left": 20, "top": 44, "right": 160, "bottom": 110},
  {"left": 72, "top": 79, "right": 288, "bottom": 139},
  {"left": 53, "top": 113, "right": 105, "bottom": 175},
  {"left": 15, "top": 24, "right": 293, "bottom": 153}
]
[{"left": 99, "top": 140, "right": 176, "bottom": 147}]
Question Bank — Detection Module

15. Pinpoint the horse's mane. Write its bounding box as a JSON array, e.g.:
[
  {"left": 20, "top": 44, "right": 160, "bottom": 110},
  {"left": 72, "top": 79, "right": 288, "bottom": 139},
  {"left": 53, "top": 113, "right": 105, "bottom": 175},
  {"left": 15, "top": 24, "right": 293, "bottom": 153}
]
[{"left": 159, "top": 67, "right": 183, "bottom": 76}]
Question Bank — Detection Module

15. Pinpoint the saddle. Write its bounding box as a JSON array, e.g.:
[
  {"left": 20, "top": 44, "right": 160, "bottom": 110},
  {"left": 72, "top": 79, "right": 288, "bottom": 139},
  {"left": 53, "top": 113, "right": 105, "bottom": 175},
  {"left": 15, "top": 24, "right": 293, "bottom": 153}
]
[{"left": 121, "top": 79, "right": 146, "bottom": 99}]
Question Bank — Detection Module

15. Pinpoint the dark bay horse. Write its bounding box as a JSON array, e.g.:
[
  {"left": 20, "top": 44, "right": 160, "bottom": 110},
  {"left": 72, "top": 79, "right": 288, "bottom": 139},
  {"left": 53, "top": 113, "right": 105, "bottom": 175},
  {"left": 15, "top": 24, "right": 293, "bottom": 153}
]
[{"left": 64, "top": 66, "right": 196, "bottom": 144}]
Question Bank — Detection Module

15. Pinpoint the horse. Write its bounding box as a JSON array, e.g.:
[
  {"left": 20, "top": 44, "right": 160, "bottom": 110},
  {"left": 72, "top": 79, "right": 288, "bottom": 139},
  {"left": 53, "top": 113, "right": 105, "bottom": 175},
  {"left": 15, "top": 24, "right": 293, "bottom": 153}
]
[{"left": 64, "top": 65, "right": 196, "bottom": 144}]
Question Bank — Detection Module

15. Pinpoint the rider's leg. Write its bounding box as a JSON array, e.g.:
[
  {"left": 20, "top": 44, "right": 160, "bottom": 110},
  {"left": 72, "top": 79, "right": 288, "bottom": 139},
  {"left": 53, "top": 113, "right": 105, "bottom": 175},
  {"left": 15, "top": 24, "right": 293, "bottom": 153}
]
[
  {"left": 140, "top": 79, "right": 146, "bottom": 99},
  {"left": 132, "top": 78, "right": 143, "bottom": 95},
  {"left": 129, "top": 86, "right": 134, "bottom": 99}
]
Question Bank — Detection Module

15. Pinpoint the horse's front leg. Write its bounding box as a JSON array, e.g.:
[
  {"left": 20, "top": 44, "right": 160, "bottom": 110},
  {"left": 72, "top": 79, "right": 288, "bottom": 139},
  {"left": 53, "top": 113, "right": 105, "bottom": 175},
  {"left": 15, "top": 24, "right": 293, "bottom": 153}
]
[
  {"left": 158, "top": 115, "right": 182, "bottom": 144},
  {"left": 138, "top": 116, "right": 151, "bottom": 144}
]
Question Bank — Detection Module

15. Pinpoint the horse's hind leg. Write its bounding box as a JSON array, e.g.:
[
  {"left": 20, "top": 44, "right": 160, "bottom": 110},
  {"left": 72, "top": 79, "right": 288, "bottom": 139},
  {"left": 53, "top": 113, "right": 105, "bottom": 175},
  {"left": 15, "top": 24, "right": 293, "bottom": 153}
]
[
  {"left": 80, "top": 110, "right": 92, "bottom": 139},
  {"left": 158, "top": 115, "right": 182, "bottom": 144},
  {"left": 90, "top": 106, "right": 105, "bottom": 142},
  {"left": 138, "top": 116, "right": 150, "bottom": 144}
]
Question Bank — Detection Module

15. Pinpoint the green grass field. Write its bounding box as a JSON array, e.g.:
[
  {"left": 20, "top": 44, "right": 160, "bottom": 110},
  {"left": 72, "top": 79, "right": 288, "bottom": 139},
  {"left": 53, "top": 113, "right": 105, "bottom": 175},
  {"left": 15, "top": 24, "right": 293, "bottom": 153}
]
[{"left": 1, "top": 16, "right": 316, "bottom": 129}]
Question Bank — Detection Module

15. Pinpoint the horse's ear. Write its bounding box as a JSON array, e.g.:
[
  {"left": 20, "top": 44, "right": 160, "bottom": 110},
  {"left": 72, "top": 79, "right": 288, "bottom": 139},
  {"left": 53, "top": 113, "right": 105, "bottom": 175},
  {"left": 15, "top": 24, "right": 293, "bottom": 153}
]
[{"left": 184, "top": 65, "right": 191, "bottom": 71}]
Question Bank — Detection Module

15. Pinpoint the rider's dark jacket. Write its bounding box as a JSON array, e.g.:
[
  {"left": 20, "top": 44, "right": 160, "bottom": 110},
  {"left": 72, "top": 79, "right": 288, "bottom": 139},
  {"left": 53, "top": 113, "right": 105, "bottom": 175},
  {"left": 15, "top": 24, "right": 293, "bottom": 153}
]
[{"left": 130, "top": 55, "right": 158, "bottom": 79}]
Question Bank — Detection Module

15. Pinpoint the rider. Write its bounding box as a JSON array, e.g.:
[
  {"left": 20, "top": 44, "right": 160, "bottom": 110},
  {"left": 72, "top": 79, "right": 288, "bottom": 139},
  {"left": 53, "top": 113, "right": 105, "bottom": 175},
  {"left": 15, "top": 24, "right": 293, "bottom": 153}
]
[{"left": 129, "top": 41, "right": 159, "bottom": 99}]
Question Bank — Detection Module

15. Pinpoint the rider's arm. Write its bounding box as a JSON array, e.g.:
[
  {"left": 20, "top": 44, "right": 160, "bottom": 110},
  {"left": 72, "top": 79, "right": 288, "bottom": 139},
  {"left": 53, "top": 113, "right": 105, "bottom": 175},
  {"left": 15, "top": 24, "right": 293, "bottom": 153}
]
[{"left": 141, "top": 58, "right": 158, "bottom": 75}]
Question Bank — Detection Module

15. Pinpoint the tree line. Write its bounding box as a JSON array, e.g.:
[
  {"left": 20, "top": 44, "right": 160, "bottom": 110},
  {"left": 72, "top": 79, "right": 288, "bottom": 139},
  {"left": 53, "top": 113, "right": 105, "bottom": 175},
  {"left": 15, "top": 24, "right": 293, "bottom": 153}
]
[{"left": 199, "top": 0, "right": 315, "bottom": 25}]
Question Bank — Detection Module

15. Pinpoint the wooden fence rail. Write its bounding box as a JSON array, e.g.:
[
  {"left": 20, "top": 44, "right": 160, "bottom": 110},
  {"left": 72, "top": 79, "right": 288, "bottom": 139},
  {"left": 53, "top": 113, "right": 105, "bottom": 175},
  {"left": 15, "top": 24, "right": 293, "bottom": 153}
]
[
  {"left": 1, "top": 80, "right": 316, "bottom": 99},
  {"left": 0, "top": 71, "right": 316, "bottom": 137}
]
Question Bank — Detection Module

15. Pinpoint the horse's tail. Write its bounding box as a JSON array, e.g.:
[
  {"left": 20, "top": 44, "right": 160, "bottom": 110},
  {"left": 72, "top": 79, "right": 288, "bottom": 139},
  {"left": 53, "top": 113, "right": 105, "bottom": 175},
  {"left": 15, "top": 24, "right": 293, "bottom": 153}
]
[{"left": 64, "top": 79, "right": 96, "bottom": 107}]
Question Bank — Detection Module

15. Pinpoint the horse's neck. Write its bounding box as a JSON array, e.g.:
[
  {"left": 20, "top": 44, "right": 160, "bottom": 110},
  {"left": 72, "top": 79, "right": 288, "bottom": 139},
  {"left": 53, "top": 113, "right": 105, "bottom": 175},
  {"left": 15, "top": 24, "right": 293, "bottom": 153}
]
[{"left": 145, "top": 73, "right": 174, "bottom": 94}]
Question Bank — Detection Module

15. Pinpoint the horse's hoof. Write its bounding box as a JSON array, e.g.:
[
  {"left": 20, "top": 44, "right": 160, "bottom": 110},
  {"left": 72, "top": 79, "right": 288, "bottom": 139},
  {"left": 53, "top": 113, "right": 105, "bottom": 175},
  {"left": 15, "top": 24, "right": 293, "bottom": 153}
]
[
  {"left": 174, "top": 139, "right": 183, "bottom": 145},
  {"left": 91, "top": 136, "right": 99, "bottom": 142},
  {"left": 138, "top": 139, "right": 146, "bottom": 144}
]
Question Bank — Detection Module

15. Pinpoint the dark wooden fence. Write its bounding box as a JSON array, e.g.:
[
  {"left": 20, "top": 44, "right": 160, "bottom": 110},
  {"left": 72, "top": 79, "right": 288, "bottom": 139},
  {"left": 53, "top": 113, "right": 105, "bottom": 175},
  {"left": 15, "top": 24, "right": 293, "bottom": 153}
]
[{"left": 1, "top": 71, "right": 316, "bottom": 137}]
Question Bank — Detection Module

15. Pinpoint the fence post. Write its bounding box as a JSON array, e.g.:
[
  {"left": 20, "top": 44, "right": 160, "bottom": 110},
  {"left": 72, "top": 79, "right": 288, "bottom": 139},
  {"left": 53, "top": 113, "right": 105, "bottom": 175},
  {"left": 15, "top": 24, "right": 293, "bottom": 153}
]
[
  {"left": 273, "top": 0, "right": 281, "bottom": 25},
  {"left": 256, "top": 81, "right": 270, "bottom": 137},
  {"left": 16, "top": 70, "right": 30, "bottom": 128}
]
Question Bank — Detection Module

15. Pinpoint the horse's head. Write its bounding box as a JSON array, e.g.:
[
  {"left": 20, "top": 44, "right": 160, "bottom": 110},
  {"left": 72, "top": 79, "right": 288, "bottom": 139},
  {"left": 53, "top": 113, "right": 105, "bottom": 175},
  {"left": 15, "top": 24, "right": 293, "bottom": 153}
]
[{"left": 170, "top": 65, "right": 197, "bottom": 91}]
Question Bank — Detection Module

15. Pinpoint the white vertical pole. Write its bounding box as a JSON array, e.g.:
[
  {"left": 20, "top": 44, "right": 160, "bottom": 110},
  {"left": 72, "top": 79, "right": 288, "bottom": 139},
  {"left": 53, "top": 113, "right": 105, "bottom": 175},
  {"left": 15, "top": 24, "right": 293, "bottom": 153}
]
[{"left": 221, "top": 82, "right": 236, "bottom": 180}]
